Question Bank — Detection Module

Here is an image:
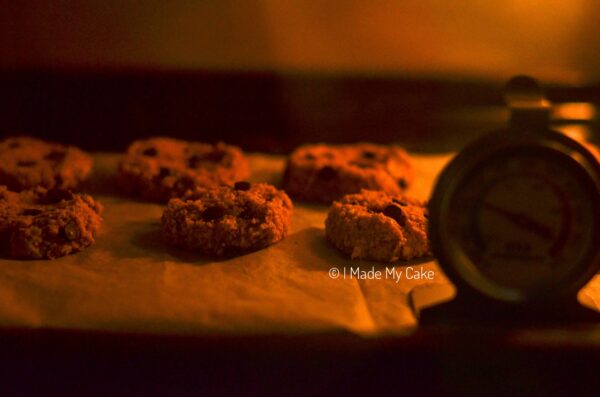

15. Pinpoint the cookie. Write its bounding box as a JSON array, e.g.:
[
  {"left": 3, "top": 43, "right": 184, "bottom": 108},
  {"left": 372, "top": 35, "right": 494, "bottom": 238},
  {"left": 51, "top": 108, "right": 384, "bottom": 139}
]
[
  {"left": 282, "top": 143, "right": 413, "bottom": 203},
  {"left": 118, "top": 137, "right": 250, "bottom": 202},
  {"left": 0, "top": 136, "right": 93, "bottom": 191},
  {"left": 161, "top": 182, "right": 292, "bottom": 256},
  {"left": 325, "top": 189, "right": 430, "bottom": 262},
  {"left": 0, "top": 186, "right": 103, "bottom": 259}
]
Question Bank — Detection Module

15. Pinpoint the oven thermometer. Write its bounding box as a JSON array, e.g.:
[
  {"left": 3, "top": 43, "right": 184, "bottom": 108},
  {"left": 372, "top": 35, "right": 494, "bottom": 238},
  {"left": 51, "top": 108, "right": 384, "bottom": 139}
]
[{"left": 423, "top": 76, "right": 600, "bottom": 323}]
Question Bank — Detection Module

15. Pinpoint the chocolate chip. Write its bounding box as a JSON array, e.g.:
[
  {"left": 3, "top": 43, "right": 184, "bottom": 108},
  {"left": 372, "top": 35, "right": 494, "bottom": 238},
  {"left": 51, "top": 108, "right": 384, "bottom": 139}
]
[
  {"left": 21, "top": 208, "right": 43, "bottom": 216},
  {"left": 158, "top": 167, "right": 171, "bottom": 178},
  {"left": 142, "top": 147, "right": 158, "bottom": 157},
  {"left": 304, "top": 153, "right": 316, "bottom": 160},
  {"left": 234, "top": 181, "right": 251, "bottom": 191},
  {"left": 392, "top": 198, "right": 408, "bottom": 206},
  {"left": 203, "top": 150, "right": 226, "bottom": 163},
  {"left": 62, "top": 221, "right": 80, "bottom": 241},
  {"left": 187, "top": 150, "right": 226, "bottom": 167},
  {"left": 187, "top": 155, "right": 202, "bottom": 168},
  {"left": 45, "top": 188, "right": 73, "bottom": 203},
  {"left": 362, "top": 150, "right": 376, "bottom": 159},
  {"left": 201, "top": 206, "right": 225, "bottom": 221},
  {"left": 17, "top": 160, "right": 36, "bottom": 167},
  {"left": 45, "top": 150, "right": 66, "bottom": 162},
  {"left": 383, "top": 204, "right": 406, "bottom": 226},
  {"left": 239, "top": 207, "right": 265, "bottom": 221},
  {"left": 317, "top": 166, "right": 337, "bottom": 181},
  {"left": 398, "top": 179, "right": 407, "bottom": 190},
  {"left": 238, "top": 208, "right": 254, "bottom": 220},
  {"left": 8, "top": 141, "right": 21, "bottom": 148},
  {"left": 350, "top": 161, "right": 375, "bottom": 169}
]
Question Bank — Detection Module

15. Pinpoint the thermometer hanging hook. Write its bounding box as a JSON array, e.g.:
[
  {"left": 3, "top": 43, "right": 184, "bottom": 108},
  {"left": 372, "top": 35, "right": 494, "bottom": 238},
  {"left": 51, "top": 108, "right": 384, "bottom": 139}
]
[{"left": 505, "top": 75, "right": 551, "bottom": 131}]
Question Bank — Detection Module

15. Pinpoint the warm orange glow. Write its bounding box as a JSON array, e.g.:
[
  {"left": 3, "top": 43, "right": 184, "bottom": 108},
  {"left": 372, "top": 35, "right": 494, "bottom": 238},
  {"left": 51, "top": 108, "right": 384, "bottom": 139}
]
[
  {"left": 2, "top": 1, "right": 598, "bottom": 83},
  {"left": 553, "top": 103, "right": 596, "bottom": 121},
  {"left": 556, "top": 124, "right": 592, "bottom": 143}
]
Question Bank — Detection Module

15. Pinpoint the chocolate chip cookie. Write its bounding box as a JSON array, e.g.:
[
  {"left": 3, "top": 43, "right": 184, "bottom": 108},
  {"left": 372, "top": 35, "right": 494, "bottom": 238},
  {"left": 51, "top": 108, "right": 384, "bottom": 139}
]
[
  {"left": 325, "top": 189, "right": 430, "bottom": 262},
  {"left": 118, "top": 137, "right": 250, "bottom": 202},
  {"left": 282, "top": 143, "right": 413, "bottom": 203},
  {"left": 161, "top": 182, "right": 292, "bottom": 256},
  {"left": 0, "top": 186, "right": 103, "bottom": 259},
  {"left": 0, "top": 136, "right": 93, "bottom": 191}
]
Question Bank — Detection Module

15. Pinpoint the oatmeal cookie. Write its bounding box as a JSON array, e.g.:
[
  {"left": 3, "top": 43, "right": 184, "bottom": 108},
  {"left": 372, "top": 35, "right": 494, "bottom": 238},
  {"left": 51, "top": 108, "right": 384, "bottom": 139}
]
[
  {"left": 161, "top": 182, "right": 292, "bottom": 256},
  {"left": 282, "top": 143, "right": 413, "bottom": 203},
  {"left": 0, "top": 186, "right": 103, "bottom": 259},
  {"left": 0, "top": 136, "right": 93, "bottom": 191},
  {"left": 325, "top": 189, "right": 430, "bottom": 262},
  {"left": 118, "top": 137, "right": 250, "bottom": 202}
]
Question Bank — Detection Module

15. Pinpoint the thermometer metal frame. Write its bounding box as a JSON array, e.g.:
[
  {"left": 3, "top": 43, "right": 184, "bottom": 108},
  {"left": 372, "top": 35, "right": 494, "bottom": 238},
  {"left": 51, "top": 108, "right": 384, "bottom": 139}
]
[{"left": 428, "top": 128, "right": 600, "bottom": 304}]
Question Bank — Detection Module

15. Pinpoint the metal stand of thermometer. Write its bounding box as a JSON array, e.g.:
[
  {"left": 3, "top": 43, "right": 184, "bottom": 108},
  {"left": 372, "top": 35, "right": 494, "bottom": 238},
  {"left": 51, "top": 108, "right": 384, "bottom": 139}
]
[{"left": 421, "top": 76, "right": 600, "bottom": 325}]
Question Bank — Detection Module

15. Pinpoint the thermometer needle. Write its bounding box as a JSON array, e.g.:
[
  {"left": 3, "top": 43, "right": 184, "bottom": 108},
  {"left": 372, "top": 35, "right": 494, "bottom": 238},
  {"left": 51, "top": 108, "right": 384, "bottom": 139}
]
[{"left": 483, "top": 202, "right": 555, "bottom": 242}]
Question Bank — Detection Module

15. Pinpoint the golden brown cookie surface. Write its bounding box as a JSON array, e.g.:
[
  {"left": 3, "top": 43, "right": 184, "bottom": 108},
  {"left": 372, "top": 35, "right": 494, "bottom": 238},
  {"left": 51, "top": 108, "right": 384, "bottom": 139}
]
[
  {"left": 283, "top": 143, "right": 413, "bottom": 203},
  {"left": 0, "top": 136, "right": 93, "bottom": 191},
  {"left": 0, "top": 186, "right": 103, "bottom": 259},
  {"left": 325, "top": 189, "right": 430, "bottom": 262},
  {"left": 119, "top": 137, "right": 250, "bottom": 202},
  {"left": 161, "top": 182, "right": 292, "bottom": 256}
]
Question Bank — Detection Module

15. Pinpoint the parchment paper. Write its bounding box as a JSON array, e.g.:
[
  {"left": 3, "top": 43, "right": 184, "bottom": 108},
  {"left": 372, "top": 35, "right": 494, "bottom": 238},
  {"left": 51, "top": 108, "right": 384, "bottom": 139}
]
[{"left": 0, "top": 153, "right": 597, "bottom": 336}]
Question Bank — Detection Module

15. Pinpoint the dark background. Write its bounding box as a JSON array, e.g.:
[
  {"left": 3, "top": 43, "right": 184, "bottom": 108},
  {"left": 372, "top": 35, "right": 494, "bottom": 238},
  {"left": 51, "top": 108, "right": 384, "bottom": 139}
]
[
  {"left": 1, "top": 69, "right": 599, "bottom": 153},
  {"left": 2, "top": 326, "right": 600, "bottom": 396},
  {"left": 3, "top": 1, "right": 600, "bottom": 153}
]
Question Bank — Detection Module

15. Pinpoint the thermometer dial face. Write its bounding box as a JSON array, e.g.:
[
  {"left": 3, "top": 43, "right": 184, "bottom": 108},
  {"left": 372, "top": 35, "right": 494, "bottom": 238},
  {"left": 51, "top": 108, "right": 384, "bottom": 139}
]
[
  {"left": 431, "top": 137, "right": 600, "bottom": 302},
  {"left": 451, "top": 151, "right": 594, "bottom": 290}
]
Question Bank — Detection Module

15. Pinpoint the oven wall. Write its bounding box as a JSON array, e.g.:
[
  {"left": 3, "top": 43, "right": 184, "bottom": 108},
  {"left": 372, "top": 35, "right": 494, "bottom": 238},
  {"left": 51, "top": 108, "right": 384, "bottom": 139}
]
[{"left": 2, "top": 1, "right": 597, "bottom": 84}]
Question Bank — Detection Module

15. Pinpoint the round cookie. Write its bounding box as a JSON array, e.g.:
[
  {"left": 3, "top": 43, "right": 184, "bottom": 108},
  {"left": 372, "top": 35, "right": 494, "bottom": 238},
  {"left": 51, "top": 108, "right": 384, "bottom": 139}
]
[
  {"left": 162, "top": 182, "right": 292, "bottom": 256},
  {"left": 0, "top": 136, "right": 93, "bottom": 191},
  {"left": 0, "top": 186, "right": 103, "bottom": 259},
  {"left": 282, "top": 143, "right": 413, "bottom": 203},
  {"left": 325, "top": 189, "right": 430, "bottom": 262},
  {"left": 119, "top": 137, "right": 250, "bottom": 202}
]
